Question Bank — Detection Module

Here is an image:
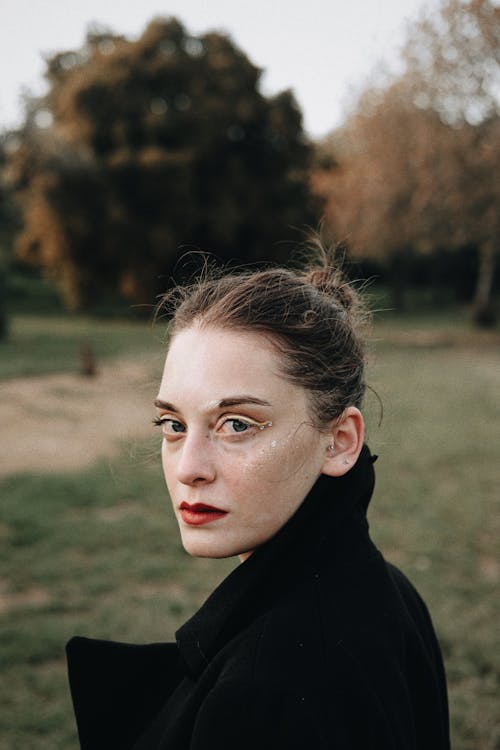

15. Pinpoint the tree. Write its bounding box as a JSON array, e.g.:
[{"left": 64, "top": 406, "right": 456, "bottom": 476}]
[
  {"left": 403, "top": 0, "right": 500, "bottom": 127},
  {"left": 9, "top": 19, "right": 316, "bottom": 310},
  {"left": 312, "top": 83, "right": 453, "bottom": 308},
  {"left": 312, "top": 0, "right": 500, "bottom": 323},
  {"left": 0, "top": 133, "right": 22, "bottom": 339},
  {"left": 403, "top": 0, "right": 500, "bottom": 323}
]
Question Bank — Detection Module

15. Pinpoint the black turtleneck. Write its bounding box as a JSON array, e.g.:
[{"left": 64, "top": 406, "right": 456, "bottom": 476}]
[{"left": 67, "top": 446, "right": 450, "bottom": 750}]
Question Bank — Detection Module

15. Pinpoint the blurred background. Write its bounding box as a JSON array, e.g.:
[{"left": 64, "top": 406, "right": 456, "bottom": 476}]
[{"left": 0, "top": 1, "right": 499, "bottom": 748}]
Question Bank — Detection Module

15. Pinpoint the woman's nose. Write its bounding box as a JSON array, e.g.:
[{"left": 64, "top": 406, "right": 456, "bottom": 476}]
[{"left": 175, "top": 433, "right": 216, "bottom": 486}]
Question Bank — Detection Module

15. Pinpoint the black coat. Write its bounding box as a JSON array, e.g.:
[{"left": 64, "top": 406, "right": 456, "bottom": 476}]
[{"left": 67, "top": 446, "right": 450, "bottom": 749}]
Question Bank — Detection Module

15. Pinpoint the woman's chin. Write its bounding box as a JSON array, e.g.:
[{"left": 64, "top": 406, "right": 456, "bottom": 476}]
[{"left": 180, "top": 533, "right": 240, "bottom": 560}]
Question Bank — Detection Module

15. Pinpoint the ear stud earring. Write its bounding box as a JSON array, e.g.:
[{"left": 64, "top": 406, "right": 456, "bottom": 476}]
[{"left": 327, "top": 444, "right": 335, "bottom": 455}]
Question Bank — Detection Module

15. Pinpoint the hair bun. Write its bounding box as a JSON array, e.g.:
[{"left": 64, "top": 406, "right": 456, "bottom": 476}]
[{"left": 305, "top": 267, "right": 357, "bottom": 313}]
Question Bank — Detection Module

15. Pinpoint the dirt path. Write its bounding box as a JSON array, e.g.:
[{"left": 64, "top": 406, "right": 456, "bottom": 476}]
[{"left": 0, "top": 359, "right": 162, "bottom": 477}]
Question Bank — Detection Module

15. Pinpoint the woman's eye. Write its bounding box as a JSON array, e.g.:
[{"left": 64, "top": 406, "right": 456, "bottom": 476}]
[
  {"left": 153, "top": 417, "right": 186, "bottom": 434},
  {"left": 219, "top": 416, "right": 265, "bottom": 435},
  {"left": 228, "top": 419, "right": 250, "bottom": 433}
]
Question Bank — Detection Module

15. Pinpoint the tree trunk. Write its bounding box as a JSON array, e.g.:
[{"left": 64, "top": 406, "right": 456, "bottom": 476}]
[
  {"left": 473, "top": 241, "right": 497, "bottom": 328},
  {"left": 0, "top": 266, "right": 8, "bottom": 341},
  {"left": 388, "top": 252, "right": 409, "bottom": 311}
]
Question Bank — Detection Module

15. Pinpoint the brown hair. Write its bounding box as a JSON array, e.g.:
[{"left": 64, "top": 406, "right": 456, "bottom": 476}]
[{"left": 157, "top": 248, "right": 368, "bottom": 427}]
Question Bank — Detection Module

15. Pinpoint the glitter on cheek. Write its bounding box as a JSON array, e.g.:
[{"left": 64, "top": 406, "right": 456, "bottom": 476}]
[
  {"left": 237, "top": 425, "right": 312, "bottom": 482},
  {"left": 237, "top": 438, "right": 286, "bottom": 478}
]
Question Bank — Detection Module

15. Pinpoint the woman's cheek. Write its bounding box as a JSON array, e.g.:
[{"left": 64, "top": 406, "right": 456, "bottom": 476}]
[{"left": 237, "top": 434, "right": 296, "bottom": 484}]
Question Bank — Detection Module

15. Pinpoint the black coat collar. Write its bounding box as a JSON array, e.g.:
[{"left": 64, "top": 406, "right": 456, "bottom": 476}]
[{"left": 176, "top": 445, "right": 377, "bottom": 677}]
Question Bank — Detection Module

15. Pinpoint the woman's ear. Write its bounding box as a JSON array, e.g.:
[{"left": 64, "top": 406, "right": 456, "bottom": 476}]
[{"left": 321, "top": 407, "right": 365, "bottom": 477}]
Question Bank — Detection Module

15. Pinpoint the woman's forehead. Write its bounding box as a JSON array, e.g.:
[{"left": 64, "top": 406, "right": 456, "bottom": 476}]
[
  {"left": 160, "top": 326, "right": 304, "bottom": 410},
  {"left": 169, "top": 322, "right": 278, "bottom": 351},
  {"left": 166, "top": 325, "right": 280, "bottom": 369}
]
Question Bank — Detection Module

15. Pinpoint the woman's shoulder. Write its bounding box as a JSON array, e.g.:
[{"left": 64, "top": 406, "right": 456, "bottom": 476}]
[
  {"left": 218, "top": 549, "right": 443, "bottom": 695},
  {"left": 210, "top": 555, "right": 449, "bottom": 748},
  {"left": 215, "top": 550, "right": 389, "bottom": 677},
  {"left": 66, "top": 636, "right": 183, "bottom": 750}
]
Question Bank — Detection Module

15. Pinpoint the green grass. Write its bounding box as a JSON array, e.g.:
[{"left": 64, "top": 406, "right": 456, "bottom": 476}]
[
  {"left": 0, "top": 315, "right": 164, "bottom": 379},
  {"left": 1, "top": 313, "right": 499, "bottom": 749},
  {"left": 0, "top": 457, "right": 235, "bottom": 749},
  {"left": 365, "top": 343, "right": 500, "bottom": 750}
]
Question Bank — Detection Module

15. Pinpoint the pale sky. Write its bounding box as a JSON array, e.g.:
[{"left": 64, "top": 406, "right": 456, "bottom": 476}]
[{"left": 1, "top": 0, "right": 433, "bottom": 139}]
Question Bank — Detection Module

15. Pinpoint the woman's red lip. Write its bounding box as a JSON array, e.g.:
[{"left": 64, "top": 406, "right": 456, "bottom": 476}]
[
  {"left": 179, "top": 502, "right": 227, "bottom": 526},
  {"left": 179, "top": 502, "right": 225, "bottom": 512}
]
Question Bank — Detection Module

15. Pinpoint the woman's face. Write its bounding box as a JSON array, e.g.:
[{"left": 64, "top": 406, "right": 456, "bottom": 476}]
[{"left": 155, "top": 324, "right": 330, "bottom": 559}]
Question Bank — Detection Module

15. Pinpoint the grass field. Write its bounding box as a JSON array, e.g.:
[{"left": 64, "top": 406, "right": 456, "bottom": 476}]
[
  {"left": 1, "top": 311, "right": 499, "bottom": 749},
  {"left": 0, "top": 314, "right": 163, "bottom": 380}
]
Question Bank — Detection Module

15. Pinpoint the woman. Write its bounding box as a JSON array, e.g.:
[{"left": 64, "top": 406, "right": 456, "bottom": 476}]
[{"left": 67, "top": 258, "right": 450, "bottom": 749}]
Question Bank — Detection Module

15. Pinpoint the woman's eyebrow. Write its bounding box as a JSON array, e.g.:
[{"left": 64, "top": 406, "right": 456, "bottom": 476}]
[
  {"left": 216, "top": 396, "right": 272, "bottom": 408},
  {"left": 154, "top": 398, "right": 178, "bottom": 411},
  {"left": 154, "top": 396, "right": 272, "bottom": 412}
]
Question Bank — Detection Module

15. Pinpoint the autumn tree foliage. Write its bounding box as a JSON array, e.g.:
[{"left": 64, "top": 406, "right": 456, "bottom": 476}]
[
  {"left": 313, "top": 87, "right": 446, "bottom": 307},
  {"left": 8, "top": 19, "right": 316, "bottom": 309},
  {"left": 0, "top": 135, "right": 20, "bottom": 339},
  {"left": 313, "top": 0, "right": 500, "bottom": 323}
]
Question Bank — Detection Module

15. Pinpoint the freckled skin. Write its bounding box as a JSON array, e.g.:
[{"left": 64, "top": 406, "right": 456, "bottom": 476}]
[{"left": 157, "top": 325, "right": 331, "bottom": 559}]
